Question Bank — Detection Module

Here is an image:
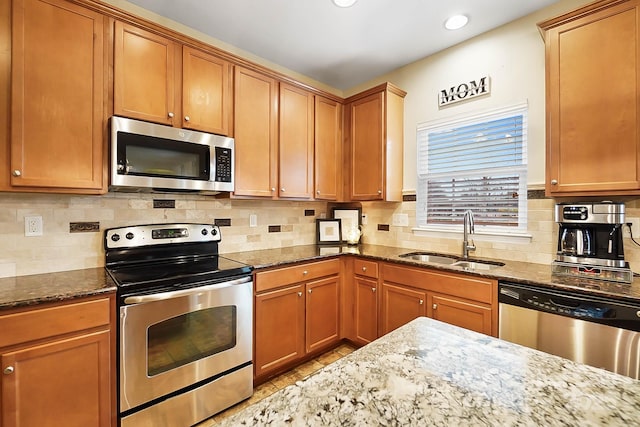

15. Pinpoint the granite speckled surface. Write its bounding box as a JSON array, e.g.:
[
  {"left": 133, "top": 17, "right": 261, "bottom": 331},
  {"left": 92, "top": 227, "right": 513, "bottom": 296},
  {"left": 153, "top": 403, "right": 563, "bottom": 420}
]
[
  {"left": 224, "top": 244, "right": 640, "bottom": 303},
  {"left": 219, "top": 317, "right": 640, "bottom": 427},
  {"left": 0, "top": 267, "right": 116, "bottom": 310}
]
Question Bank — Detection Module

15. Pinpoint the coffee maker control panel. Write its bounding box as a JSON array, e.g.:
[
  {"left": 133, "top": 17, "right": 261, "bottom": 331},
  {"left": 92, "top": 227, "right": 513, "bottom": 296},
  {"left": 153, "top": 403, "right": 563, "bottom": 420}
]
[
  {"left": 555, "top": 202, "right": 625, "bottom": 225},
  {"left": 562, "top": 206, "right": 589, "bottom": 221}
]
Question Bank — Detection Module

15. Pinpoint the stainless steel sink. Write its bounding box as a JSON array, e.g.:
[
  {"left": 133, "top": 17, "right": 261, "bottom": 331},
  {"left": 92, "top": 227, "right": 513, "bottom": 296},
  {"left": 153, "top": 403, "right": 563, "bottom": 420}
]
[
  {"left": 398, "top": 252, "right": 458, "bottom": 265},
  {"left": 451, "top": 260, "right": 505, "bottom": 270}
]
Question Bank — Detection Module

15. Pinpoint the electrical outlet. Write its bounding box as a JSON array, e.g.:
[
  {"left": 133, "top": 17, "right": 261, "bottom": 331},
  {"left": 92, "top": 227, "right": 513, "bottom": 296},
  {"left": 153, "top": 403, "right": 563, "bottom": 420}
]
[
  {"left": 249, "top": 214, "right": 257, "bottom": 228},
  {"left": 392, "top": 213, "right": 409, "bottom": 226},
  {"left": 25, "top": 215, "right": 43, "bottom": 236},
  {"left": 361, "top": 214, "right": 368, "bottom": 225},
  {"left": 624, "top": 218, "right": 640, "bottom": 238}
]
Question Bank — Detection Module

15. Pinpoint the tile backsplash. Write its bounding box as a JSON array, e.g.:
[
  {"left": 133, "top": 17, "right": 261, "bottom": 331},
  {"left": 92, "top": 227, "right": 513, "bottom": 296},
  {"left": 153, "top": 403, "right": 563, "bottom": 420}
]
[{"left": 1, "top": 192, "right": 639, "bottom": 278}]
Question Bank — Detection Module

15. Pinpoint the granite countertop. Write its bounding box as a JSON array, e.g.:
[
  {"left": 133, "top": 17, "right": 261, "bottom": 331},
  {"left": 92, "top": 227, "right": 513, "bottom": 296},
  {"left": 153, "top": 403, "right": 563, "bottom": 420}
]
[
  {"left": 218, "top": 317, "right": 640, "bottom": 427},
  {"left": 224, "top": 244, "right": 640, "bottom": 303},
  {"left": 0, "top": 267, "right": 116, "bottom": 310}
]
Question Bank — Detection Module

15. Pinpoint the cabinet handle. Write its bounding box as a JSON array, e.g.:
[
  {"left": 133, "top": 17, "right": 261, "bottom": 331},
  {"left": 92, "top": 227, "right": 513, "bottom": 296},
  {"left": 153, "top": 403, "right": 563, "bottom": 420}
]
[
  {"left": 377, "top": 190, "right": 382, "bottom": 195},
  {"left": 281, "top": 188, "right": 285, "bottom": 192},
  {"left": 550, "top": 179, "right": 558, "bottom": 185},
  {"left": 362, "top": 266, "right": 367, "bottom": 272},
  {"left": 12, "top": 170, "right": 21, "bottom": 177},
  {"left": 303, "top": 270, "right": 308, "bottom": 275},
  {"left": 168, "top": 112, "right": 174, "bottom": 118},
  {"left": 297, "top": 292, "right": 302, "bottom": 297},
  {"left": 419, "top": 299, "right": 424, "bottom": 305},
  {"left": 184, "top": 115, "right": 190, "bottom": 122},
  {"left": 316, "top": 190, "right": 320, "bottom": 195},
  {"left": 432, "top": 303, "right": 437, "bottom": 310},
  {"left": 371, "top": 287, "right": 376, "bottom": 293},
  {"left": 271, "top": 187, "right": 276, "bottom": 192},
  {"left": 308, "top": 289, "right": 312, "bottom": 294},
  {"left": 3, "top": 366, "right": 14, "bottom": 375}
]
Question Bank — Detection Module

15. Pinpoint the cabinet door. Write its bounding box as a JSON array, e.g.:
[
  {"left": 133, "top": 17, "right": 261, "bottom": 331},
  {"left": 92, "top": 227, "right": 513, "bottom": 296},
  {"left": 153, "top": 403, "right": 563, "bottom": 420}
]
[
  {"left": 233, "top": 66, "right": 278, "bottom": 198},
  {"left": 350, "top": 91, "right": 384, "bottom": 200},
  {"left": 114, "top": 21, "right": 176, "bottom": 126},
  {"left": 279, "top": 83, "right": 314, "bottom": 199},
  {"left": 10, "top": 0, "right": 105, "bottom": 191},
  {"left": 182, "top": 46, "right": 231, "bottom": 135},
  {"left": 354, "top": 276, "right": 378, "bottom": 345},
  {"left": 314, "top": 96, "right": 342, "bottom": 200},
  {"left": 305, "top": 276, "right": 340, "bottom": 353},
  {"left": 430, "top": 293, "right": 492, "bottom": 336},
  {"left": 380, "top": 282, "right": 426, "bottom": 335},
  {"left": 1, "top": 330, "right": 111, "bottom": 427},
  {"left": 254, "top": 284, "right": 305, "bottom": 378},
  {"left": 544, "top": 0, "right": 640, "bottom": 195}
]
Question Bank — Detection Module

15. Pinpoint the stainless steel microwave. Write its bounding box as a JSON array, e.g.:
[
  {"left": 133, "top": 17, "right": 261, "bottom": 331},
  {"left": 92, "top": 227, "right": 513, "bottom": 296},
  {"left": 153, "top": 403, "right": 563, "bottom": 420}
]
[{"left": 110, "top": 116, "right": 234, "bottom": 194}]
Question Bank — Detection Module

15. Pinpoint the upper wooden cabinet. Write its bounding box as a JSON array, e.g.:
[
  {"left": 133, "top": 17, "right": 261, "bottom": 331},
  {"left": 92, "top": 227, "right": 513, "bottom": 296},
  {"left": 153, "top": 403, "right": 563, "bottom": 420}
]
[
  {"left": 114, "top": 22, "right": 232, "bottom": 135},
  {"left": 6, "top": 0, "right": 106, "bottom": 193},
  {"left": 314, "top": 96, "right": 343, "bottom": 200},
  {"left": 278, "top": 82, "right": 314, "bottom": 199},
  {"left": 345, "top": 83, "right": 406, "bottom": 201},
  {"left": 540, "top": 0, "right": 640, "bottom": 196},
  {"left": 233, "top": 66, "right": 278, "bottom": 198}
]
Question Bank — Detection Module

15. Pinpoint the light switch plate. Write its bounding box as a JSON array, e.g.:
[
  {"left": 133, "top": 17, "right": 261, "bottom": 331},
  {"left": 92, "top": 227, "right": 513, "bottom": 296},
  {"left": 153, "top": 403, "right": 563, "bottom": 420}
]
[
  {"left": 392, "top": 213, "right": 409, "bottom": 227},
  {"left": 249, "top": 214, "right": 257, "bottom": 228}
]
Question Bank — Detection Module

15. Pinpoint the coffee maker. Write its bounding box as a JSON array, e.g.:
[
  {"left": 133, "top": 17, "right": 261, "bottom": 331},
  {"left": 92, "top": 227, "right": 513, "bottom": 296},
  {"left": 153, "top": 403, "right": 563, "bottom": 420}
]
[{"left": 552, "top": 202, "right": 632, "bottom": 283}]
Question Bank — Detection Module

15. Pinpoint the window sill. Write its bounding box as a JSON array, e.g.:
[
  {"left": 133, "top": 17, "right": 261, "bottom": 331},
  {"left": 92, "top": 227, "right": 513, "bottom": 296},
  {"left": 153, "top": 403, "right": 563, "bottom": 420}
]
[{"left": 412, "top": 227, "right": 532, "bottom": 244}]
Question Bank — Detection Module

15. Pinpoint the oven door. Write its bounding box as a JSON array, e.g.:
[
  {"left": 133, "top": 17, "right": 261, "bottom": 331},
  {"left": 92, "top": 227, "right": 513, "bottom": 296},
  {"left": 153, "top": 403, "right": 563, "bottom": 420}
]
[{"left": 119, "top": 275, "right": 252, "bottom": 412}]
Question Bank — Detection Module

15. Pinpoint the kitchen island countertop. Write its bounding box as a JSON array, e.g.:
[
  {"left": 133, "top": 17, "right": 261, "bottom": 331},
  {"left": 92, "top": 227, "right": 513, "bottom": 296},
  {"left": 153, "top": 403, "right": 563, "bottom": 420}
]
[{"left": 218, "top": 316, "right": 640, "bottom": 426}]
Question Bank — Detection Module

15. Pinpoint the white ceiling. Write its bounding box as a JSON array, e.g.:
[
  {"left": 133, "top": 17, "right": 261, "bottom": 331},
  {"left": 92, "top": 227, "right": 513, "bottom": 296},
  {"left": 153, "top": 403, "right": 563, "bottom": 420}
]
[{"left": 126, "top": 0, "right": 560, "bottom": 91}]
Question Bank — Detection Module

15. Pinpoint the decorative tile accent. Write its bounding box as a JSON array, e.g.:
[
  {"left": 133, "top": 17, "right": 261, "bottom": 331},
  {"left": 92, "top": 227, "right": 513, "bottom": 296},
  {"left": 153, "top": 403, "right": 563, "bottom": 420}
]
[
  {"left": 528, "top": 189, "right": 547, "bottom": 200},
  {"left": 153, "top": 199, "right": 176, "bottom": 208},
  {"left": 304, "top": 209, "right": 316, "bottom": 216},
  {"left": 268, "top": 225, "right": 282, "bottom": 233},
  {"left": 214, "top": 218, "right": 232, "bottom": 227},
  {"left": 377, "top": 224, "right": 390, "bottom": 231},
  {"left": 69, "top": 222, "right": 100, "bottom": 233},
  {"left": 403, "top": 194, "right": 417, "bottom": 202}
]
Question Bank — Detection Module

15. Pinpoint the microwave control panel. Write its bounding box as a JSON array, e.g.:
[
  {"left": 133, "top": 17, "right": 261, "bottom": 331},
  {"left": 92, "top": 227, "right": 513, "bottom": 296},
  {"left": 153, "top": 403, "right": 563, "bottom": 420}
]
[{"left": 214, "top": 147, "right": 232, "bottom": 183}]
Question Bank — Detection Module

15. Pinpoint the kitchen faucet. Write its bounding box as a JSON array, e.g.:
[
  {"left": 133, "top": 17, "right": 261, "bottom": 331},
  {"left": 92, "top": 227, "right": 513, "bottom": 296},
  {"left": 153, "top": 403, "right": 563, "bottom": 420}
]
[{"left": 462, "top": 210, "right": 476, "bottom": 259}]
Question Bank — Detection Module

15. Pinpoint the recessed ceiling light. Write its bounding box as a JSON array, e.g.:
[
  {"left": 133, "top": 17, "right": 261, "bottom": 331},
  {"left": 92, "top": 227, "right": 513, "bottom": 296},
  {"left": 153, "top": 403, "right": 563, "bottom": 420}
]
[
  {"left": 332, "top": 0, "right": 358, "bottom": 8},
  {"left": 444, "top": 14, "right": 469, "bottom": 30}
]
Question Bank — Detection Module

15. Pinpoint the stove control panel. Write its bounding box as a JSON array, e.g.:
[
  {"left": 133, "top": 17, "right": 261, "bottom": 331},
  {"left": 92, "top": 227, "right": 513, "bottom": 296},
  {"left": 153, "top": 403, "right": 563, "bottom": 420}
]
[{"left": 105, "top": 223, "right": 221, "bottom": 249}]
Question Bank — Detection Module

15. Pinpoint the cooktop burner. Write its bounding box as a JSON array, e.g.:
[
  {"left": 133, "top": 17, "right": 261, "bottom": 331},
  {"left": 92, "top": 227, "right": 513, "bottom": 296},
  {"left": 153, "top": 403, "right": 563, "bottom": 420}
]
[{"left": 104, "top": 223, "right": 252, "bottom": 297}]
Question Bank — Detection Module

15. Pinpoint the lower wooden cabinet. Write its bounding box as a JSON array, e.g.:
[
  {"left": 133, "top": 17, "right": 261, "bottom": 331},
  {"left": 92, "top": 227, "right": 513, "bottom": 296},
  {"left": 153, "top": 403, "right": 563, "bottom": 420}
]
[
  {"left": 254, "top": 259, "right": 341, "bottom": 380},
  {"left": 429, "top": 293, "right": 492, "bottom": 335},
  {"left": 380, "top": 283, "right": 427, "bottom": 336},
  {"left": 354, "top": 276, "right": 378, "bottom": 344},
  {"left": 0, "top": 295, "right": 114, "bottom": 427}
]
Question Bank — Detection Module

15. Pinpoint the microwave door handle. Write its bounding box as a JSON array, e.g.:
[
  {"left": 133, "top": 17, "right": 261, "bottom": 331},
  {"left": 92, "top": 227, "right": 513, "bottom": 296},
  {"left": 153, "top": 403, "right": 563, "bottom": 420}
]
[{"left": 123, "top": 275, "right": 251, "bottom": 305}]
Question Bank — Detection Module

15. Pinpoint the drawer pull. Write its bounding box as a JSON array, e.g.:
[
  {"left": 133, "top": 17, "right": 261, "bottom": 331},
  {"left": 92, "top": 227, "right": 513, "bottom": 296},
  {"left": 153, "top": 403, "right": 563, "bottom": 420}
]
[
  {"left": 371, "top": 287, "right": 376, "bottom": 293},
  {"left": 362, "top": 267, "right": 367, "bottom": 272},
  {"left": 308, "top": 289, "right": 312, "bottom": 294},
  {"left": 419, "top": 299, "right": 424, "bottom": 305},
  {"left": 4, "top": 366, "right": 14, "bottom": 375},
  {"left": 297, "top": 292, "right": 302, "bottom": 297},
  {"left": 302, "top": 270, "right": 308, "bottom": 275},
  {"left": 432, "top": 303, "right": 437, "bottom": 310}
]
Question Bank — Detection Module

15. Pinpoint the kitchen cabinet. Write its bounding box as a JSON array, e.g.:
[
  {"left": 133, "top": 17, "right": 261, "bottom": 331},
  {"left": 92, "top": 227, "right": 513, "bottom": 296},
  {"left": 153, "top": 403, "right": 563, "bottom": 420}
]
[
  {"left": 254, "top": 259, "right": 341, "bottom": 381},
  {"left": 351, "top": 258, "right": 379, "bottom": 345},
  {"left": 345, "top": 82, "right": 406, "bottom": 201},
  {"left": 114, "top": 22, "right": 232, "bottom": 135},
  {"left": 0, "top": 295, "right": 114, "bottom": 427},
  {"left": 540, "top": 0, "right": 640, "bottom": 196},
  {"left": 5, "top": 0, "right": 106, "bottom": 193},
  {"left": 314, "top": 96, "right": 343, "bottom": 200},
  {"left": 278, "top": 82, "right": 314, "bottom": 199},
  {"left": 233, "top": 66, "right": 278, "bottom": 198},
  {"left": 380, "top": 262, "right": 497, "bottom": 337}
]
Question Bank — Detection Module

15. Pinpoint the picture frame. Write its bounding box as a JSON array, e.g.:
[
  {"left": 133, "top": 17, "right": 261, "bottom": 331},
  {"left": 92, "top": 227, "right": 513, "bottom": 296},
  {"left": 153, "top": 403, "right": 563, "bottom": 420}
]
[
  {"left": 316, "top": 218, "right": 342, "bottom": 244},
  {"left": 331, "top": 207, "right": 362, "bottom": 243}
]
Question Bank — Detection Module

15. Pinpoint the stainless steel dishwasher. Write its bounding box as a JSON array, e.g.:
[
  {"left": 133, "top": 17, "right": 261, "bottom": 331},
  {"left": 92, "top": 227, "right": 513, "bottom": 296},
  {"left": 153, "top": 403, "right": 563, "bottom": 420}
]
[{"left": 498, "top": 281, "right": 640, "bottom": 379}]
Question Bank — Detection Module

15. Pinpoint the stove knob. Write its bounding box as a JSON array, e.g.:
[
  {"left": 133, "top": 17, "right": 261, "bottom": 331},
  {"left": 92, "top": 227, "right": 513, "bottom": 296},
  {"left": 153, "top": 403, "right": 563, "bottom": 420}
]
[
  {"left": 201, "top": 228, "right": 208, "bottom": 236},
  {"left": 111, "top": 234, "right": 120, "bottom": 242},
  {"left": 211, "top": 228, "right": 218, "bottom": 236},
  {"left": 126, "top": 232, "right": 134, "bottom": 240}
]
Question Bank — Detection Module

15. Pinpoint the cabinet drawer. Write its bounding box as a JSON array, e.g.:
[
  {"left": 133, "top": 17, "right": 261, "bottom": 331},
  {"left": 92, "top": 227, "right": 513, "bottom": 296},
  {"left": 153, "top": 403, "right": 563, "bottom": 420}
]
[
  {"left": 0, "top": 297, "right": 112, "bottom": 349},
  {"left": 353, "top": 258, "right": 378, "bottom": 278},
  {"left": 381, "top": 263, "right": 494, "bottom": 304},
  {"left": 256, "top": 258, "right": 340, "bottom": 292}
]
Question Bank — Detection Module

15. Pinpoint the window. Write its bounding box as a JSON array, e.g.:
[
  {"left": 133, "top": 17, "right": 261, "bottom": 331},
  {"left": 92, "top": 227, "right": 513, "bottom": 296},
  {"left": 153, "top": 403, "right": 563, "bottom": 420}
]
[{"left": 416, "top": 103, "right": 528, "bottom": 232}]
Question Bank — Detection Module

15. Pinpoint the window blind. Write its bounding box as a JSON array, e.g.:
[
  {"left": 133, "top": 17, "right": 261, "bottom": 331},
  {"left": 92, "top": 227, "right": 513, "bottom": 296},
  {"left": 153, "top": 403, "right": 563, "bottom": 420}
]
[{"left": 417, "top": 104, "right": 528, "bottom": 230}]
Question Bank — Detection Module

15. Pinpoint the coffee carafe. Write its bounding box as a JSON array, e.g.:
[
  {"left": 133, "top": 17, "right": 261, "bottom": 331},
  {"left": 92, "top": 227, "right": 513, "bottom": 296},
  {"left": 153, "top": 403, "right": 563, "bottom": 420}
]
[{"left": 554, "top": 203, "right": 625, "bottom": 267}]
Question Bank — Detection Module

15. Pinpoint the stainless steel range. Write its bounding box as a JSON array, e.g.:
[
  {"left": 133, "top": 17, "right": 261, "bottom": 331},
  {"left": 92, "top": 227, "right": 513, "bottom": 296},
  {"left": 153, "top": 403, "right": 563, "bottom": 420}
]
[{"left": 104, "top": 223, "right": 253, "bottom": 427}]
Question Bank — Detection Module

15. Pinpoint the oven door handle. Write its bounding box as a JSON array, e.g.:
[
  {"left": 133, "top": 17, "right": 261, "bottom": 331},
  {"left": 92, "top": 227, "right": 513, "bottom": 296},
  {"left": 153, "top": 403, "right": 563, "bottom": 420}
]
[{"left": 123, "top": 275, "right": 252, "bottom": 304}]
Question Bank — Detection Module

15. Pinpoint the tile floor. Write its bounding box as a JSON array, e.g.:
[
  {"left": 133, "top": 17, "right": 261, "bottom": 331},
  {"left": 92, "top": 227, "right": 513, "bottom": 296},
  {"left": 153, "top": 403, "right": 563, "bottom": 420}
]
[{"left": 197, "top": 343, "right": 357, "bottom": 426}]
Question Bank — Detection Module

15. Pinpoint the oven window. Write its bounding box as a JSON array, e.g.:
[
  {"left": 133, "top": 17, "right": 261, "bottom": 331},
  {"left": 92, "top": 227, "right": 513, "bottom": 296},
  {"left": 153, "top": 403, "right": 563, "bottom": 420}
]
[{"left": 147, "top": 306, "right": 236, "bottom": 376}]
